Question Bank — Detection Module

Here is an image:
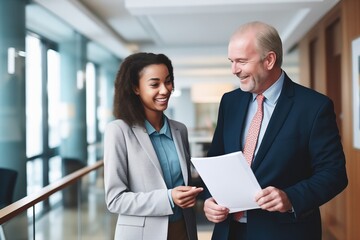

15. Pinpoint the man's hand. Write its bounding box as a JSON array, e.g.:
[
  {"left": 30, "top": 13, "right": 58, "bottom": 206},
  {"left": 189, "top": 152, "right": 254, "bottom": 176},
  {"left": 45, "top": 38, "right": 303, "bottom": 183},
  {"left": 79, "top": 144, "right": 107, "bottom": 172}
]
[
  {"left": 255, "top": 186, "right": 293, "bottom": 213},
  {"left": 203, "top": 197, "right": 229, "bottom": 223}
]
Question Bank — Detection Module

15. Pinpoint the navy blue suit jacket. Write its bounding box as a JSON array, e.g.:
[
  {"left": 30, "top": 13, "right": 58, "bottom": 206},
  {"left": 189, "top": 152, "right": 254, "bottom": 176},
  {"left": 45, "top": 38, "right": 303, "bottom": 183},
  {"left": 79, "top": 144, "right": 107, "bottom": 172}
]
[{"left": 208, "top": 73, "right": 348, "bottom": 240}]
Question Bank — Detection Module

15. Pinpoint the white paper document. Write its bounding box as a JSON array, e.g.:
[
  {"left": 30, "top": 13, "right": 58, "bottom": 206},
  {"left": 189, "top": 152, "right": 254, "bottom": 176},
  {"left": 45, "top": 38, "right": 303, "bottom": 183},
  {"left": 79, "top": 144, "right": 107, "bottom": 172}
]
[{"left": 191, "top": 151, "right": 261, "bottom": 213}]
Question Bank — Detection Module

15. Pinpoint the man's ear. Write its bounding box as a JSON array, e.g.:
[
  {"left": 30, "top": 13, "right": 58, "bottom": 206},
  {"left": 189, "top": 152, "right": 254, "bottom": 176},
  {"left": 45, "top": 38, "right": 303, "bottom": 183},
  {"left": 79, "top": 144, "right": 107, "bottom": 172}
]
[{"left": 264, "top": 51, "right": 276, "bottom": 70}]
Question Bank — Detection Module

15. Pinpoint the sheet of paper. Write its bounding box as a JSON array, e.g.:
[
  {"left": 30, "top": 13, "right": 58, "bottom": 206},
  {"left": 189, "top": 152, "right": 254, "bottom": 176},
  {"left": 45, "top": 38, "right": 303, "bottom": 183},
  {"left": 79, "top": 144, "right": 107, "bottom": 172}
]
[{"left": 191, "top": 151, "right": 261, "bottom": 213}]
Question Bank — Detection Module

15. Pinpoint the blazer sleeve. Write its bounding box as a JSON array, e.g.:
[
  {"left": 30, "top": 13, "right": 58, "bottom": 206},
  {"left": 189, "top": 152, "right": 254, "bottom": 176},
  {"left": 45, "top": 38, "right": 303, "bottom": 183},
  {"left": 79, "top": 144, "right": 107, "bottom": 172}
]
[{"left": 103, "top": 121, "right": 173, "bottom": 217}]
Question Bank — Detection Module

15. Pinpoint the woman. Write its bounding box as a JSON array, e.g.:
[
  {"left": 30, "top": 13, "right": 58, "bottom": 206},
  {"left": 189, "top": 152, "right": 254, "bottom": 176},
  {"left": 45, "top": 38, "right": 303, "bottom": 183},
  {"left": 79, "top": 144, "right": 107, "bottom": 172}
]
[{"left": 104, "top": 52, "right": 203, "bottom": 240}]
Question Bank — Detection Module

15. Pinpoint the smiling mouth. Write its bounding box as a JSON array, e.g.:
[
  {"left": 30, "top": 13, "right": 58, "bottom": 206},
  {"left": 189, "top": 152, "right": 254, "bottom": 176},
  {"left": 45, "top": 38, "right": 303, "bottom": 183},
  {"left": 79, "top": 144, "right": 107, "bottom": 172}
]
[
  {"left": 238, "top": 75, "right": 249, "bottom": 81},
  {"left": 155, "top": 97, "right": 168, "bottom": 103}
]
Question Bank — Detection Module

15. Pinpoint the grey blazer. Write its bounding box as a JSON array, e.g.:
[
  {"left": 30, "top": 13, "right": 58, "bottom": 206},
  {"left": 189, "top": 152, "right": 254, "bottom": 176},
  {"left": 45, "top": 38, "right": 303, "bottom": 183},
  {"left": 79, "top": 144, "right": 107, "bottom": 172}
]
[{"left": 104, "top": 119, "right": 198, "bottom": 240}]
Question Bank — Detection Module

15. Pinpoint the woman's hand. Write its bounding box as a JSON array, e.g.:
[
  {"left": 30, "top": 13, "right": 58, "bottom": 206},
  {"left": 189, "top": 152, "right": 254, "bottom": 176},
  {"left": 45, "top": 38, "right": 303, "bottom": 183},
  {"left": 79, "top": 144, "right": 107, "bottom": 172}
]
[{"left": 172, "top": 186, "right": 203, "bottom": 208}]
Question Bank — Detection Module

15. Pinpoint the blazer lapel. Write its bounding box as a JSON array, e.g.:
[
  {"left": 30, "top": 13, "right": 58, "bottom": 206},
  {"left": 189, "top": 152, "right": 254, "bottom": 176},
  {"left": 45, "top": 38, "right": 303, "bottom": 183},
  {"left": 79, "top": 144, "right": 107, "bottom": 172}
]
[
  {"left": 169, "top": 121, "right": 189, "bottom": 185},
  {"left": 132, "top": 125, "right": 164, "bottom": 177},
  {"left": 252, "top": 76, "right": 295, "bottom": 171}
]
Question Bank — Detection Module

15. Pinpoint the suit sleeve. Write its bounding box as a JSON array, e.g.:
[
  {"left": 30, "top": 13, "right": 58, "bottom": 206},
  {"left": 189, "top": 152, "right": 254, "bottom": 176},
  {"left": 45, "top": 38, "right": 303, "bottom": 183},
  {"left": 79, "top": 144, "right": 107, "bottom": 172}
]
[{"left": 284, "top": 99, "right": 348, "bottom": 218}]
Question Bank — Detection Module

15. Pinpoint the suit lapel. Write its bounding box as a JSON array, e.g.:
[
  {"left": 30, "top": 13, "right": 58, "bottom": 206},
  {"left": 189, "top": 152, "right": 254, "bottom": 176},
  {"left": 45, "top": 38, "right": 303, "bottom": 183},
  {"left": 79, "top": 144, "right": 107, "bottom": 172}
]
[
  {"left": 132, "top": 125, "right": 164, "bottom": 177},
  {"left": 237, "top": 93, "right": 252, "bottom": 150},
  {"left": 252, "top": 76, "right": 295, "bottom": 171},
  {"left": 169, "top": 121, "right": 189, "bottom": 185}
]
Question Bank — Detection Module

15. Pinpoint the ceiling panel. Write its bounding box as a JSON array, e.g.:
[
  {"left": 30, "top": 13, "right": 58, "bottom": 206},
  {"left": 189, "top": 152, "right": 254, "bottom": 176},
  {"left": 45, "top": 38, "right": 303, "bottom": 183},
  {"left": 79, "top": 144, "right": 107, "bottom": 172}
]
[{"left": 33, "top": 0, "right": 340, "bottom": 87}]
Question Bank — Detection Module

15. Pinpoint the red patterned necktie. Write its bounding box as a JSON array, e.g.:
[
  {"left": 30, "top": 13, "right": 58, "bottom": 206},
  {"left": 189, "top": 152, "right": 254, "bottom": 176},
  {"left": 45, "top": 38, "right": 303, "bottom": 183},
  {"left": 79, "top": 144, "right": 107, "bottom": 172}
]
[{"left": 234, "top": 94, "right": 265, "bottom": 221}]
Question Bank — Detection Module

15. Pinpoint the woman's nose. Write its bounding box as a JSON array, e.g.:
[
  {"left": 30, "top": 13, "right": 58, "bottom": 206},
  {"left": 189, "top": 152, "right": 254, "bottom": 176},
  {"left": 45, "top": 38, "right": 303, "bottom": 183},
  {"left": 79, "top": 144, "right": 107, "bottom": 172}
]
[{"left": 159, "top": 83, "right": 170, "bottom": 94}]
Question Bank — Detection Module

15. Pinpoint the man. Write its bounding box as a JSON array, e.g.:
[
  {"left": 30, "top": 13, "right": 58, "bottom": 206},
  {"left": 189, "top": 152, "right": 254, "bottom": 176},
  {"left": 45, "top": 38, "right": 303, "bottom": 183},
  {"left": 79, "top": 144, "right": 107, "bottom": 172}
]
[{"left": 203, "top": 21, "right": 348, "bottom": 240}]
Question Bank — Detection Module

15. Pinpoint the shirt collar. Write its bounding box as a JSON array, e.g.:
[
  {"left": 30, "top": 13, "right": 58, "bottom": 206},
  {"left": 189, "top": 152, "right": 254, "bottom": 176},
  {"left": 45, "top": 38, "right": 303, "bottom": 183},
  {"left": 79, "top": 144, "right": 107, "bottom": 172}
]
[
  {"left": 251, "top": 71, "right": 284, "bottom": 105},
  {"left": 145, "top": 115, "right": 172, "bottom": 139}
]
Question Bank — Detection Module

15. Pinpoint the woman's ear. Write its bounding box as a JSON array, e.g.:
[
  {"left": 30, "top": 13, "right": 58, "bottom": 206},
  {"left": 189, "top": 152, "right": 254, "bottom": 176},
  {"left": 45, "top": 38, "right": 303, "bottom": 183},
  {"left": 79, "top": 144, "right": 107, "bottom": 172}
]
[
  {"left": 264, "top": 51, "right": 276, "bottom": 70},
  {"left": 133, "top": 86, "right": 140, "bottom": 95}
]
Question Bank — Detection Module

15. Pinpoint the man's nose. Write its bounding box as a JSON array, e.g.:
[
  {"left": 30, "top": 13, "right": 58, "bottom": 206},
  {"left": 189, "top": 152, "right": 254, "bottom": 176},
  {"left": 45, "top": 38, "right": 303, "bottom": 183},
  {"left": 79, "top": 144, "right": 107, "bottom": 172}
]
[{"left": 231, "top": 62, "right": 240, "bottom": 74}]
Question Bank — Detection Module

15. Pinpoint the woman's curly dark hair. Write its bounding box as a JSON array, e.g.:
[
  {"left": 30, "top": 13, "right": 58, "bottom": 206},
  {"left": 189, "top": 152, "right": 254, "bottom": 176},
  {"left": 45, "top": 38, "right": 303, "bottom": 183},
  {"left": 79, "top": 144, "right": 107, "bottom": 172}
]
[{"left": 112, "top": 52, "right": 174, "bottom": 126}]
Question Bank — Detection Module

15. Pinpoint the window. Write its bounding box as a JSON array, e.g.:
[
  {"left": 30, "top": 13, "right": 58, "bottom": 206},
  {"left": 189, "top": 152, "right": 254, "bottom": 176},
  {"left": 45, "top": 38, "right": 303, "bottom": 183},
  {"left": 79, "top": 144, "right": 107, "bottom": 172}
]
[
  {"left": 26, "top": 35, "right": 43, "bottom": 157},
  {"left": 25, "top": 34, "right": 62, "bottom": 218},
  {"left": 86, "top": 62, "right": 96, "bottom": 144},
  {"left": 47, "top": 49, "right": 61, "bottom": 148}
]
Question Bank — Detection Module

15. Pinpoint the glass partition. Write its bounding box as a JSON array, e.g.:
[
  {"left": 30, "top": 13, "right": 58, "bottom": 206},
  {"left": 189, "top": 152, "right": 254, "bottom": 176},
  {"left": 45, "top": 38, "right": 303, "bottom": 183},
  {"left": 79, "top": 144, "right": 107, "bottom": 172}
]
[{"left": 1, "top": 167, "right": 115, "bottom": 240}]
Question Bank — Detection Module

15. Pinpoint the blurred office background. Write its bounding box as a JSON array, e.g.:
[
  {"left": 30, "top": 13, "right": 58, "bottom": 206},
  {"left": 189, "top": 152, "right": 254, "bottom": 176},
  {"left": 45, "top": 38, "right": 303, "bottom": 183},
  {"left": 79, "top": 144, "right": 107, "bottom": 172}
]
[{"left": 0, "top": 0, "right": 359, "bottom": 239}]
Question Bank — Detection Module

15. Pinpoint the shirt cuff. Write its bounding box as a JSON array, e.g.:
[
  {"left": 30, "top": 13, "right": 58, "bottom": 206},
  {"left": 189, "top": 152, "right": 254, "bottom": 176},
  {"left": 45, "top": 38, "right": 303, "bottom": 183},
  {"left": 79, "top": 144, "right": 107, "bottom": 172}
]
[{"left": 167, "top": 189, "right": 175, "bottom": 208}]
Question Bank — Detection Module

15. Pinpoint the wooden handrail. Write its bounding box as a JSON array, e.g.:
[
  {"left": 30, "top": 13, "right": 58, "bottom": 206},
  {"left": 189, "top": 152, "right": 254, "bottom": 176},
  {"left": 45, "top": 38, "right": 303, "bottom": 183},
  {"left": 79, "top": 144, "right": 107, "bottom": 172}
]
[{"left": 0, "top": 160, "right": 104, "bottom": 225}]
